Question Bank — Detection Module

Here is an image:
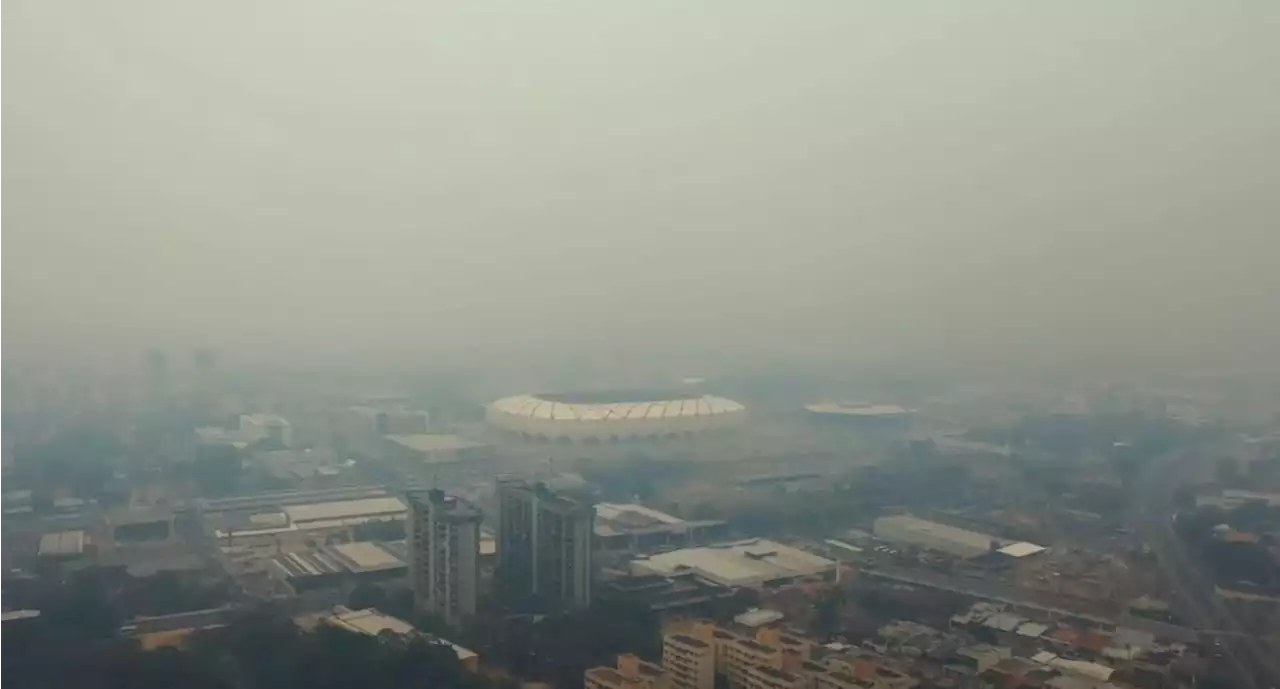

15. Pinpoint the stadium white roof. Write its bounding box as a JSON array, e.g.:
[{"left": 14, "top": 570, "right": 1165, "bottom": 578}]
[
  {"left": 489, "top": 394, "right": 744, "bottom": 421},
  {"left": 804, "top": 403, "right": 911, "bottom": 416},
  {"left": 631, "top": 539, "right": 835, "bottom": 587}
]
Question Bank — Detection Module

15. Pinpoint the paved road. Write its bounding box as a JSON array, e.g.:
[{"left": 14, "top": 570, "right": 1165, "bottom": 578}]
[{"left": 1131, "top": 451, "right": 1278, "bottom": 688}]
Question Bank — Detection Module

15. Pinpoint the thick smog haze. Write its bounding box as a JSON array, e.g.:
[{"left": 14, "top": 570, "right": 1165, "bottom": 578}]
[{"left": 5, "top": 1, "right": 1278, "bottom": 376}]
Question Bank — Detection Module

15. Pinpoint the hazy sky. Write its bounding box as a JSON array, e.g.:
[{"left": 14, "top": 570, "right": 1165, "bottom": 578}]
[{"left": 5, "top": 1, "right": 1278, "bottom": 378}]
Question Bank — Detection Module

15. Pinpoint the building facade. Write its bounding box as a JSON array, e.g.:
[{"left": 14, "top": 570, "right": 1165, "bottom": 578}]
[
  {"left": 663, "top": 633, "right": 716, "bottom": 689},
  {"left": 584, "top": 654, "right": 667, "bottom": 689},
  {"left": 407, "top": 490, "right": 482, "bottom": 624},
  {"left": 496, "top": 477, "right": 595, "bottom": 609}
]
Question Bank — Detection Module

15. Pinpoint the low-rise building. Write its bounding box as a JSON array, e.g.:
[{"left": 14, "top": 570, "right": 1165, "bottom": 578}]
[
  {"left": 664, "top": 633, "right": 716, "bottom": 689},
  {"left": 319, "top": 606, "right": 478, "bottom": 670},
  {"left": 598, "top": 571, "right": 737, "bottom": 614},
  {"left": 745, "top": 665, "right": 806, "bottom": 689},
  {"left": 595, "top": 502, "right": 727, "bottom": 553},
  {"left": 584, "top": 654, "right": 667, "bottom": 689},
  {"left": 632, "top": 539, "right": 835, "bottom": 588},
  {"left": 872, "top": 515, "right": 997, "bottom": 559},
  {"left": 38, "top": 530, "right": 87, "bottom": 558}
]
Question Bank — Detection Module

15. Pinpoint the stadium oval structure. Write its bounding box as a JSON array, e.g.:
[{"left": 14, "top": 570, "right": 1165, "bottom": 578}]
[{"left": 486, "top": 391, "right": 747, "bottom": 443}]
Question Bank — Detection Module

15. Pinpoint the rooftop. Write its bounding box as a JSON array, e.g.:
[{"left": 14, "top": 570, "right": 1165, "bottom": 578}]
[
  {"left": 632, "top": 539, "right": 835, "bottom": 587},
  {"left": 734, "top": 608, "right": 785, "bottom": 628},
  {"left": 2, "top": 610, "right": 42, "bottom": 622},
  {"left": 667, "top": 634, "right": 710, "bottom": 649},
  {"left": 587, "top": 668, "right": 627, "bottom": 685},
  {"left": 874, "top": 514, "right": 996, "bottom": 552},
  {"left": 737, "top": 638, "right": 776, "bottom": 653},
  {"left": 488, "top": 393, "right": 745, "bottom": 421},
  {"left": 269, "top": 542, "right": 407, "bottom": 578},
  {"left": 804, "top": 403, "right": 911, "bottom": 417},
  {"left": 282, "top": 497, "right": 407, "bottom": 524},
  {"left": 595, "top": 502, "right": 716, "bottom": 537},
  {"left": 329, "top": 541, "right": 407, "bottom": 572},
  {"left": 38, "top": 530, "right": 86, "bottom": 557},
  {"left": 324, "top": 607, "right": 476, "bottom": 661},
  {"left": 385, "top": 434, "right": 485, "bottom": 454},
  {"left": 751, "top": 666, "right": 800, "bottom": 681},
  {"left": 327, "top": 607, "right": 414, "bottom": 636}
]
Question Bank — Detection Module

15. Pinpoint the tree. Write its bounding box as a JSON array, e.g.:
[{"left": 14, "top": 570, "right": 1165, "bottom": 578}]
[
  {"left": 347, "top": 583, "right": 387, "bottom": 611},
  {"left": 815, "top": 588, "right": 845, "bottom": 636},
  {"left": 194, "top": 444, "right": 243, "bottom": 497}
]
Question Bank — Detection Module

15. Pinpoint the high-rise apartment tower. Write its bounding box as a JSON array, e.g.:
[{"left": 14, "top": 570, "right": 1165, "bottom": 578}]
[
  {"left": 407, "top": 489, "right": 482, "bottom": 624},
  {"left": 495, "top": 476, "right": 595, "bottom": 609}
]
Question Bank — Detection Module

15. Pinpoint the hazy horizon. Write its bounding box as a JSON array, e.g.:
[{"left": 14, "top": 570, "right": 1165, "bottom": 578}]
[{"left": 5, "top": 1, "right": 1279, "bottom": 379}]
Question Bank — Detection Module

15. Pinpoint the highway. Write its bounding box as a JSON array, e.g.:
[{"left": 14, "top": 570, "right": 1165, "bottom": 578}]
[{"left": 1131, "top": 450, "right": 1278, "bottom": 688}]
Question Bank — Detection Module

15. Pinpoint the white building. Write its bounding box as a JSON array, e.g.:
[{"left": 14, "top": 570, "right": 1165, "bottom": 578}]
[
  {"left": 631, "top": 539, "right": 835, "bottom": 587},
  {"left": 872, "top": 515, "right": 996, "bottom": 558},
  {"left": 39, "top": 530, "right": 86, "bottom": 558}
]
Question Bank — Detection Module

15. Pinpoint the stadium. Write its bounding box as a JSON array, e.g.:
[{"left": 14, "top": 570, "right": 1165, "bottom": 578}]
[
  {"left": 803, "top": 402, "right": 914, "bottom": 432},
  {"left": 486, "top": 390, "right": 747, "bottom": 443}
]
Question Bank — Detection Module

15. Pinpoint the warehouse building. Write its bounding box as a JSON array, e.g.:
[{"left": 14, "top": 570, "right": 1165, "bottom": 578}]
[
  {"left": 38, "top": 530, "right": 87, "bottom": 559},
  {"left": 208, "top": 495, "right": 408, "bottom": 549},
  {"left": 266, "top": 540, "right": 409, "bottom": 591},
  {"left": 872, "top": 515, "right": 998, "bottom": 559},
  {"left": 318, "top": 606, "right": 478, "bottom": 670},
  {"left": 595, "top": 503, "right": 728, "bottom": 553},
  {"left": 631, "top": 539, "right": 835, "bottom": 588}
]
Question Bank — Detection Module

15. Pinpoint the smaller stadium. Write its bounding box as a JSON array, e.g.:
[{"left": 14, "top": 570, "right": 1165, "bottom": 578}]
[
  {"left": 486, "top": 390, "right": 747, "bottom": 443},
  {"left": 803, "top": 402, "right": 914, "bottom": 431}
]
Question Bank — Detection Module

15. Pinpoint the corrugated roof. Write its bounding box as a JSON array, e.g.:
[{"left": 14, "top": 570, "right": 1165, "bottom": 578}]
[
  {"left": 38, "top": 530, "right": 85, "bottom": 556},
  {"left": 282, "top": 497, "right": 406, "bottom": 523},
  {"left": 385, "top": 434, "right": 483, "bottom": 453},
  {"left": 632, "top": 539, "right": 834, "bottom": 587}
]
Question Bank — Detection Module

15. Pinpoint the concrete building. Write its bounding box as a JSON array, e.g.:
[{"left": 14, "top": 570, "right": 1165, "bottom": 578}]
[
  {"left": 266, "top": 540, "right": 408, "bottom": 592},
  {"left": 496, "top": 477, "right": 595, "bottom": 609},
  {"left": 319, "top": 606, "right": 478, "bottom": 670},
  {"left": 585, "top": 654, "right": 667, "bottom": 689},
  {"left": 407, "top": 490, "right": 482, "bottom": 624},
  {"left": 38, "top": 530, "right": 87, "bottom": 558},
  {"left": 595, "top": 502, "right": 727, "bottom": 553},
  {"left": 744, "top": 665, "right": 806, "bottom": 689},
  {"left": 238, "top": 413, "right": 292, "bottom": 447},
  {"left": 631, "top": 539, "right": 835, "bottom": 588},
  {"left": 664, "top": 632, "right": 716, "bottom": 689},
  {"left": 597, "top": 571, "right": 737, "bottom": 615},
  {"left": 872, "top": 515, "right": 997, "bottom": 559}
]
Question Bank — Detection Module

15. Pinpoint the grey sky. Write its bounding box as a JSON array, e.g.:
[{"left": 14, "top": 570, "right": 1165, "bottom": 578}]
[{"left": 5, "top": 1, "right": 1278, "bottom": 378}]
